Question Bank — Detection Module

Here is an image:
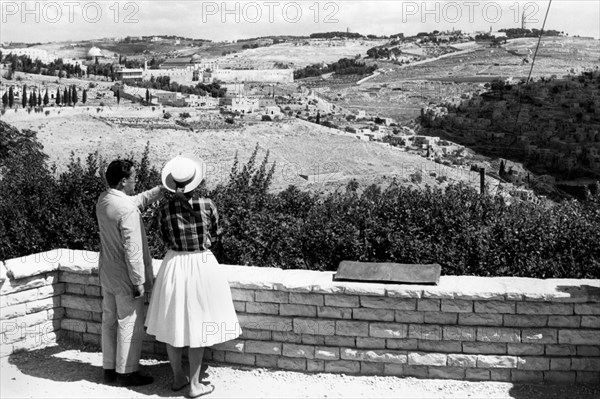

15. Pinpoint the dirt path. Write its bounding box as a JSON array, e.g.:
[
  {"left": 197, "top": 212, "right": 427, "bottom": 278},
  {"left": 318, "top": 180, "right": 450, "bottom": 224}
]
[{"left": 2, "top": 344, "right": 599, "bottom": 399}]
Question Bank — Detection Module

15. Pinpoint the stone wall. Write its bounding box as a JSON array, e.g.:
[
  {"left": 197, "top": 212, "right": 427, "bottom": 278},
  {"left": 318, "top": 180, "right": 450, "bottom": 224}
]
[
  {"left": 212, "top": 69, "right": 293, "bottom": 83},
  {"left": 1, "top": 249, "right": 599, "bottom": 384}
]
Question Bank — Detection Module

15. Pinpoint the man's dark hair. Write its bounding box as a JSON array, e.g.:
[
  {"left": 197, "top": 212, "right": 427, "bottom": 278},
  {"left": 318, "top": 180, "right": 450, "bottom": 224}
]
[{"left": 105, "top": 159, "right": 134, "bottom": 187}]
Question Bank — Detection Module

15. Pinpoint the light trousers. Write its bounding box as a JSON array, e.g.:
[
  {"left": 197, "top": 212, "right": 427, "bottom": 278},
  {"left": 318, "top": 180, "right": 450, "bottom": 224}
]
[{"left": 101, "top": 291, "right": 145, "bottom": 374}]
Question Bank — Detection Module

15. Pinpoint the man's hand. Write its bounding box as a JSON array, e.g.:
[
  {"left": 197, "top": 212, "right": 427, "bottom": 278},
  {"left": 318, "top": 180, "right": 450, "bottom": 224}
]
[{"left": 133, "top": 284, "right": 145, "bottom": 299}]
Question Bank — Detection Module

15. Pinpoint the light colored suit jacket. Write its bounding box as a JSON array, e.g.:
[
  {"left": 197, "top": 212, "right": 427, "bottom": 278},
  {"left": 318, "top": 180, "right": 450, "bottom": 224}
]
[{"left": 96, "top": 187, "right": 162, "bottom": 296}]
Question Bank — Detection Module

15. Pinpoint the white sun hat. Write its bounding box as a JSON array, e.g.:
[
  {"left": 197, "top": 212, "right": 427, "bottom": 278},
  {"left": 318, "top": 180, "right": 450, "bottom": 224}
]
[{"left": 161, "top": 155, "right": 206, "bottom": 193}]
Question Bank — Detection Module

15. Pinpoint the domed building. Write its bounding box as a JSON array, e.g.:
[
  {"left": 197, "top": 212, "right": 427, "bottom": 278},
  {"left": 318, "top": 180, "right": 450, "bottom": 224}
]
[{"left": 87, "top": 47, "right": 102, "bottom": 58}]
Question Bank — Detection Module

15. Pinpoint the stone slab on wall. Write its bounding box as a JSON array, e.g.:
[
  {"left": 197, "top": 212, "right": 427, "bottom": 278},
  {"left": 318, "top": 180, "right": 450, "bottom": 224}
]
[{"left": 1, "top": 249, "right": 599, "bottom": 384}]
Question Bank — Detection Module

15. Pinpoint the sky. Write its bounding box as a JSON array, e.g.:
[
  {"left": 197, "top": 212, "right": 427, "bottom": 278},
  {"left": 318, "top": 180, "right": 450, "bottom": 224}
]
[{"left": 0, "top": 0, "right": 599, "bottom": 44}]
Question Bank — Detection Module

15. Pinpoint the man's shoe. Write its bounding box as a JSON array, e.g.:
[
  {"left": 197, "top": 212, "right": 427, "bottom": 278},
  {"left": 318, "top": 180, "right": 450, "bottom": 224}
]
[
  {"left": 116, "top": 371, "right": 154, "bottom": 387},
  {"left": 103, "top": 369, "right": 117, "bottom": 384}
]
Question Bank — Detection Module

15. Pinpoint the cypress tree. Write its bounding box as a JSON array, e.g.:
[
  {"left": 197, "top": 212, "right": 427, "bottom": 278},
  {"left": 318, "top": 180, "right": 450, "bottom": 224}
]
[
  {"left": 82, "top": 89, "right": 87, "bottom": 104},
  {"left": 43, "top": 89, "right": 49, "bottom": 106},
  {"left": 71, "top": 85, "right": 78, "bottom": 105},
  {"left": 64, "top": 88, "right": 69, "bottom": 106},
  {"left": 56, "top": 87, "right": 61, "bottom": 106},
  {"left": 37, "top": 91, "right": 42, "bottom": 106},
  {"left": 2, "top": 91, "right": 8, "bottom": 108},
  {"left": 21, "top": 85, "right": 27, "bottom": 108},
  {"left": 9, "top": 86, "right": 14, "bottom": 107},
  {"left": 116, "top": 89, "right": 120, "bottom": 104}
]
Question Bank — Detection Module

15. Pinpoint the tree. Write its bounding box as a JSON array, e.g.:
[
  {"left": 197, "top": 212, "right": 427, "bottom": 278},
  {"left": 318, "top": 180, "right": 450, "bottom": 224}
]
[
  {"left": 82, "top": 89, "right": 87, "bottom": 104},
  {"left": 9, "top": 87, "right": 14, "bottom": 108},
  {"left": 43, "top": 89, "right": 49, "bottom": 106},
  {"left": 37, "top": 91, "right": 42, "bottom": 106},
  {"left": 63, "top": 88, "right": 70, "bottom": 106},
  {"left": 116, "top": 89, "right": 120, "bottom": 104},
  {"left": 499, "top": 160, "right": 506, "bottom": 176},
  {"left": 55, "top": 87, "right": 61, "bottom": 106},
  {"left": 22, "top": 85, "right": 27, "bottom": 108},
  {"left": 2, "top": 92, "right": 7, "bottom": 108},
  {"left": 29, "top": 91, "right": 35, "bottom": 107},
  {"left": 145, "top": 88, "right": 150, "bottom": 103},
  {"left": 71, "top": 85, "right": 78, "bottom": 105}
]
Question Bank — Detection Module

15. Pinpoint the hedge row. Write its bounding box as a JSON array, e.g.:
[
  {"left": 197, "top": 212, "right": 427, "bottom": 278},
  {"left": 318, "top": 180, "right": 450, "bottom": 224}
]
[{"left": 1, "top": 121, "right": 599, "bottom": 278}]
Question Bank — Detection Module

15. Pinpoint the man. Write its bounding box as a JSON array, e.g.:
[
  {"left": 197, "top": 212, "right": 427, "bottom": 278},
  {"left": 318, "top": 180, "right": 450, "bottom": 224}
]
[{"left": 96, "top": 159, "right": 164, "bottom": 386}]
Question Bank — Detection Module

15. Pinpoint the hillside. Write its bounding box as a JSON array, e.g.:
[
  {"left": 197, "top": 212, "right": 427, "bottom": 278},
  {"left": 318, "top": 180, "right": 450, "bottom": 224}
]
[
  {"left": 419, "top": 69, "right": 600, "bottom": 197},
  {"left": 1, "top": 105, "right": 493, "bottom": 194},
  {"left": 3, "top": 36, "right": 597, "bottom": 200}
]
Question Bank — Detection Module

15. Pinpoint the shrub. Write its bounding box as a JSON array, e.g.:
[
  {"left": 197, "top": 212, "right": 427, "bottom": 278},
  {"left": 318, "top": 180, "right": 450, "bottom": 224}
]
[
  {"left": 163, "top": 112, "right": 172, "bottom": 119},
  {"left": 1, "top": 121, "right": 600, "bottom": 279},
  {"left": 410, "top": 171, "right": 423, "bottom": 184},
  {"left": 261, "top": 115, "right": 272, "bottom": 121},
  {"left": 0, "top": 123, "right": 162, "bottom": 260}
]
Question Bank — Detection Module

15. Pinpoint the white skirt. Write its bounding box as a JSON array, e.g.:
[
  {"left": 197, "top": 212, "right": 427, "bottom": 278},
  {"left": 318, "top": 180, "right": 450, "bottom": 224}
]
[{"left": 145, "top": 249, "right": 242, "bottom": 348}]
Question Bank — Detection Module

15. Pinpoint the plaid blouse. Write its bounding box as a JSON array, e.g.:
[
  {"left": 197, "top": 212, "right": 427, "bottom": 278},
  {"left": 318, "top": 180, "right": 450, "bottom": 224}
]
[{"left": 159, "top": 197, "right": 223, "bottom": 251}]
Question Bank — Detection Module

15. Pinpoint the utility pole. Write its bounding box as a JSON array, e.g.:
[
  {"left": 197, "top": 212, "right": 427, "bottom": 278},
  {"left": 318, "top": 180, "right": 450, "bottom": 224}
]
[{"left": 480, "top": 168, "right": 486, "bottom": 195}]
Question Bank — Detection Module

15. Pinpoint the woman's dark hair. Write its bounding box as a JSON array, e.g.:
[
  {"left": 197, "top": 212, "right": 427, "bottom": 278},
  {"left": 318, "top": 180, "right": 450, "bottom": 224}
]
[{"left": 105, "top": 159, "right": 134, "bottom": 187}]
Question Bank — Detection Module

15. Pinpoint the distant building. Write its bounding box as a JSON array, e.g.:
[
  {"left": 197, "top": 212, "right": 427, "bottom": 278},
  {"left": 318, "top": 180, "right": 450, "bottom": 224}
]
[
  {"left": 151, "top": 91, "right": 183, "bottom": 106},
  {"left": 159, "top": 57, "right": 199, "bottom": 70},
  {"left": 263, "top": 105, "right": 281, "bottom": 115},
  {"left": 88, "top": 47, "right": 103, "bottom": 58},
  {"left": 222, "top": 96, "right": 260, "bottom": 113},
  {"left": 1, "top": 47, "right": 52, "bottom": 63},
  {"left": 114, "top": 66, "right": 144, "bottom": 81},
  {"left": 1, "top": 47, "right": 85, "bottom": 70},
  {"left": 209, "top": 69, "right": 293, "bottom": 84}
]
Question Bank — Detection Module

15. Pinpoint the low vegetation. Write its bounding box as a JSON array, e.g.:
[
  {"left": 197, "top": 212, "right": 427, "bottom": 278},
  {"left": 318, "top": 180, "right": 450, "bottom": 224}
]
[
  {"left": 294, "top": 58, "right": 377, "bottom": 80},
  {"left": 1, "top": 121, "right": 599, "bottom": 278}
]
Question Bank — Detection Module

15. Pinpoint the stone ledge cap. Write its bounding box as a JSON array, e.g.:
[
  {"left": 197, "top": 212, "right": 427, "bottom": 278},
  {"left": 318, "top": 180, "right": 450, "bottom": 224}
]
[
  {"left": 3, "top": 249, "right": 66, "bottom": 279},
  {"left": 4, "top": 250, "right": 599, "bottom": 303},
  {"left": 57, "top": 250, "right": 99, "bottom": 274}
]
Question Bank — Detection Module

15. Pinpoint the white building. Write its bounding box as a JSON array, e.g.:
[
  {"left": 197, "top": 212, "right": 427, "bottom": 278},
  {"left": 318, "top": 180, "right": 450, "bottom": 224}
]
[{"left": 115, "top": 66, "right": 144, "bottom": 81}]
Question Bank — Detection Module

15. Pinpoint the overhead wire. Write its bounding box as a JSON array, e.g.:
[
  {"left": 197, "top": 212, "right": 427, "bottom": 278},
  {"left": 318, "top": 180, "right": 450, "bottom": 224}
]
[{"left": 511, "top": 0, "right": 553, "bottom": 138}]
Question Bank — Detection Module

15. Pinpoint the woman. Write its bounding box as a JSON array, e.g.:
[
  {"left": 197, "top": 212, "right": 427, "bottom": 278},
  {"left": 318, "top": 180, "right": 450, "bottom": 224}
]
[{"left": 145, "top": 154, "right": 241, "bottom": 398}]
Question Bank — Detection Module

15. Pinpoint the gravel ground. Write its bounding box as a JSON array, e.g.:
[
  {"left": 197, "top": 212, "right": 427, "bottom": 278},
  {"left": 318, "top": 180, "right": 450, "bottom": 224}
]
[{"left": 1, "top": 343, "right": 599, "bottom": 399}]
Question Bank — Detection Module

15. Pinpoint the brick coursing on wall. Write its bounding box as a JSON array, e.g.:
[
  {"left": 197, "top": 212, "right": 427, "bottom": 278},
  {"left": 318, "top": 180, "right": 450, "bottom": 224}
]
[{"left": 1, "top": 249, "right": 599, "bottom": 384}]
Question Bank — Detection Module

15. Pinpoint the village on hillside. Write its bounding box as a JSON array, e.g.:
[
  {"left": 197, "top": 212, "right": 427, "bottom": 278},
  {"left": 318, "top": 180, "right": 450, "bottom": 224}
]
[{"left": 1, "top": 29, "right": 599, "bottom": 201}]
